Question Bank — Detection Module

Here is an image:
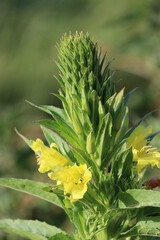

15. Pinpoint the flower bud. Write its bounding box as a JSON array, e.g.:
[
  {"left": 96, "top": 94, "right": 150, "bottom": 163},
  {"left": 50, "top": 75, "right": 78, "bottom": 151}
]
[
  {"left": 82, "top": 86, "right": 91, "bottom": 116},
  {"left": 72, "top": 108, "right": 83, "bottom": 135},
  {"left": 86, "top": 131, "right": 96, "bottom": 154},
  {"left": 113, "top": 100, "right": 124, "bottom": 131}
]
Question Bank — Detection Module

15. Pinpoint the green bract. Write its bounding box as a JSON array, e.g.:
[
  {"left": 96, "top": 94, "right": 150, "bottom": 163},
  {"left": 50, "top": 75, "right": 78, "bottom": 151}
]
[{"left": 0, "top": 32, "right": 160, "bottom": 240}]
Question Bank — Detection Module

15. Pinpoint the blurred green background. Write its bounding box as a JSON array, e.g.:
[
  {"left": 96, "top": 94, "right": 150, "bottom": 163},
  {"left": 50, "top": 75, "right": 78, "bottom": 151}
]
[{"left": 0, "top": 0, "right": 160, "bottom": 239}]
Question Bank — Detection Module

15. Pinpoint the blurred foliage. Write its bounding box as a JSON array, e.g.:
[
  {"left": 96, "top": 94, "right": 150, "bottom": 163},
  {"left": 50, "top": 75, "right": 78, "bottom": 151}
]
[{"left": 0, "top": 0, "right": 159, "bottom": 239}]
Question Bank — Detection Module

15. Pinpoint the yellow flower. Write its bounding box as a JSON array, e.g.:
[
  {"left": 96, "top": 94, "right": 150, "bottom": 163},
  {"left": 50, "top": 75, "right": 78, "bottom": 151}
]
[
  {"left": 49, "top": 164, "right": 92, "bottom": 202},
  {"left": 31, "top": 138, "right": 92, "bottom": 201},
  {"left": 31, "top": 138, "right": 69, "bottom": 173},
  {"left": 127, "top": 125, "right": 152, "bottom": 159},
  {"left": 135, "top": 146, "right": 160, "bottom": 173},
  {"left": 127, "top": 125, "right": 160, "bottom": 172}
]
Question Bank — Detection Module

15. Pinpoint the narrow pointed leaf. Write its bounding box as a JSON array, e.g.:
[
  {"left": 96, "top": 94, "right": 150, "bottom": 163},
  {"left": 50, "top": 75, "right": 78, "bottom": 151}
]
[
  {"left": 38, "top": 119, "right": 80, "bottom": 148},
  {"left": 96, "top": 113, "right": 112, "bottom": 165},
  {"left": 146, "top": 130, "right": 160, "bottom": 142},
  {"left": 15, "top": 128, "right": 33, "bottom": 147},
  {"left": 53, "top": 74, "right": 65, "bottom": 91},
  {"left": 41, "top": 125, "right": 70, "bottom": 152},
  {"left": 124, "top": 110, "right": 157, "bottom": 139},
  {"left": 124, "top": 88, "right": 137, "bottom": 105},
  {"left": 41, "top": 126, "right": 76, "bottom": 163},
  {"left": 116, "top": 107, "right": 129, "bottom": 143},
  {"left": 26, "top": 101, "right": 70, "bottom": 125}
]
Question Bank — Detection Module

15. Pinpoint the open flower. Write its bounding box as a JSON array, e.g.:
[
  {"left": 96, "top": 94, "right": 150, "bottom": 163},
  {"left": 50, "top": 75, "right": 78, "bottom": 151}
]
[
  {"left": 127, "top": 125, "right": 160, "bottom": 172},
  {"left": 31, "top": 138, "right": 69, "bottom": 173},
  {"left": 49, "top": 164, "right": 92, "bottom": 202},
  {"left": 135, "top": 146, "right": 160, "bottom": 173},
  {"left": 31, "top": 138, "right": 92, "bottom": 201}
]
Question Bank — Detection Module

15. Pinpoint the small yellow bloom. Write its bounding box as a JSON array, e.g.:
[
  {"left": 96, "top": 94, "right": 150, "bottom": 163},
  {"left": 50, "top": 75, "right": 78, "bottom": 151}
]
[
  {"left": 49, "top": 164, "right": 92, "bottom": 202},
  {"left": 127, "top": 125, "right": 152, "bottom": 157},
  {"left": 127, "top": 125, "right": 160, "bottom": 172},
  {"left": 31, "top": 138, "right": 69, "bottom": 173},
  {"left": 32, "top": 138, "right": 92, "bottom": 201},
  {"left": 136, "top": 146, "right": 160, "bottom": 173}
]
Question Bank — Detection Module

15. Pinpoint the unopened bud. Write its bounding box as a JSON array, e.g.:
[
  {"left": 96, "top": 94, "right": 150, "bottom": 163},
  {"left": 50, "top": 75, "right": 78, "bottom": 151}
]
[
  {"left": 114, "top": 100, "right": 124, "bottom": 131},
  {"left": 98, "top": 100, "right": 105, "bottom": 126},
  {"left": 86, "top": 131, "right": 96, "bottom": 154},
  {"left": 72, "top": 109, "right": 83, "bottom": 135},
  {"left": 82, "top": 87, "right": 91, "bottom": 116}
]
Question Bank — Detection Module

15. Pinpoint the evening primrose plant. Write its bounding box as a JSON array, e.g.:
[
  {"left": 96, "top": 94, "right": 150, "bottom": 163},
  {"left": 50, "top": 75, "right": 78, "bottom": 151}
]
[{"left": 1, "top": 32, "right": 160, "bottom": 240}]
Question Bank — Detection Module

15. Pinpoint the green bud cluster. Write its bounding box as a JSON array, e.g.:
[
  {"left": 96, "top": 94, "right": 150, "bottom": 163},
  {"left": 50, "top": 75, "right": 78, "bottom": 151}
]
[{"left": 57, "top": 32, "right": 129, "bottom": 175}]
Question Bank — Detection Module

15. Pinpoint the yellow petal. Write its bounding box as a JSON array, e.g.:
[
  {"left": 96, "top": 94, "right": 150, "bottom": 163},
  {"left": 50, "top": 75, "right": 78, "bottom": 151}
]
[
  {"left": 49, "top": 164, "right": 92, "bottom": 202},
  {"left": 31, "top": 138, "right": 69, "bottom": 173},
  {"left": 136, "top": 149, "right": 160, "bottom": 173},
  {"left": 127, "top": 125, "right": 152, "bottom": 151}
]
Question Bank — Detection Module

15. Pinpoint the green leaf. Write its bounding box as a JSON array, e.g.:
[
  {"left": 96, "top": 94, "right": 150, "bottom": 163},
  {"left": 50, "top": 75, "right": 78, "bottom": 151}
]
[
  {"left": 81, "top": 86, "right": 91, "bottom": 116},
  {"left": 124, "top": 87, "right": 137, "bottom": 105},
  {"left": 146, "top": 130, "right": 160, "bottom": 143},
  {"left": 38, "top": 119, "right": 80, "bottom": 148},
  {"left": 116, "top": 107, "right": 129, "bottom": 143},
  {"left": 98, "top": 100, "right": 106, "bottom": 128},
  {"left": 53, "top": 74, "right": 65, "bottom": 91},
  {"left": 81, "top": 110, "right": 92, "bottom": 136},
  {"left": 101, "top": 61, "right": 112, "bottom": 85},
  {"left": 112, "top": 89, "right": 125, "bottom": 131},
  {"left": 104, "top": 93, "right": 116, "bottom": 113},
  {"left": 41, "top": 125, "right": 77, "bottom": 163},
  {"left": 120, "top": 217, "right": 160, "bottom": 238},
  {"left": 107, "top": 211, "right": 127, "bottom": 238},
  {"left": 86, "top": 131, "right": 96, "bottom": 154},
  {"left": 71, "top": 105, "right": 83, "bottom": 135},
  {"left": 15, "top": 128, "right": 33, "bottom": 147},
  {"left": 124, "top": 110, "right": 157, "bottom": 140},
  {"left": 89, "top": 90, "right": 99, "bottom": 130},
  {"left": 96, "top": 113, "right": 112, "bottom": 166},
  {"left": 40, "top": 105, "right": 71, "bottom": 125},
  {"left": 0, "top": 219, "right": 72, "bottom": 240},
  {"left": 113, "top": 89, "right": 124, "bottom": 111},
  {"left": 73, "top": 210, "right": 87, "bottom": 240},
  {"left": 111, "top": 147, "right": 133, "bottom": 191},
  {"left": 0, "top": 178, "right": 63, "bottom": 208},
  {"left": 118, "top": 189, "right": 160, "bottom": 209},
  {"left": 113, "top": 100, "right": 125, "bottom": 132},
  {"left": 26, "top": 101, "right": 71, "bottom": 126},
  {"left": 53, "top": 92, "right": 72, "bottom": 122}
]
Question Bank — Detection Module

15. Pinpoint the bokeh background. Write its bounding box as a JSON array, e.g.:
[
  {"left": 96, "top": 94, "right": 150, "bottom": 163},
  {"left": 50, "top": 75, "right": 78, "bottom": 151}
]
[{"left": 0, "top": 0, "right": 160, "bottom": 239}]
